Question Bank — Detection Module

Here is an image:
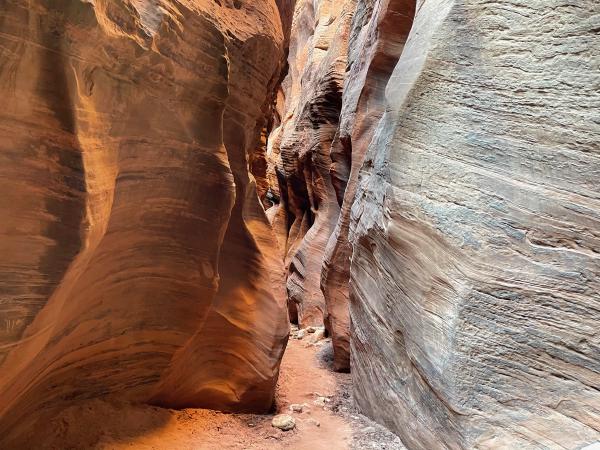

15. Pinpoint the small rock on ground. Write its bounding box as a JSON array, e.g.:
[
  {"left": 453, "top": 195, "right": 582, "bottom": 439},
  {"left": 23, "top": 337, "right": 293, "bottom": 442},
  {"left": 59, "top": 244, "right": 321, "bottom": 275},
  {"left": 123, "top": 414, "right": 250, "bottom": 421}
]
[
  {"left": 289, "top": 403, "right": 306, "bottom": 413},
  {"left": 310, "top": 328, "right": 326, "bottom": 343},
  {"left": 272, "top": 414, "right": 296, "bottom": 431}
]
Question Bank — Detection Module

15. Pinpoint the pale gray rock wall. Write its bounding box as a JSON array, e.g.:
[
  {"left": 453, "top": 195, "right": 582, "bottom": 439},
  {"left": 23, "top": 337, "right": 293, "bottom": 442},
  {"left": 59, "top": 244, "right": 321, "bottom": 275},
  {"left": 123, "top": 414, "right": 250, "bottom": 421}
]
[
  {"left": 322, "top": 0, "right": 416, "bottom": 371},
  {"left": 350, "top": 0, "right": 600, "bottom": 448}
]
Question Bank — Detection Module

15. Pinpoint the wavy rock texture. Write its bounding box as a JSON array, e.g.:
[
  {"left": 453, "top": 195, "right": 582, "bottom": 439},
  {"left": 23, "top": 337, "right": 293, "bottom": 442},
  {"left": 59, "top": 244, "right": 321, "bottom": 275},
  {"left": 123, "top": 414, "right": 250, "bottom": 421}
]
[
  {"left": 2, "top": 0, "right": 599, "bottom": 448},
  {"left": 265, "top": 0, "right": 354, "bottom": 327},
  {"left": 266, "top": 0, "right": 416, "bottom": 371},
  {"left": 350, "top": 0, "right": 600, "bottom": 448},
  {"left": 0, "top": 0, "right": 289, "bottom": 446},
  {"left": 321, "top": 0, "right": 415, "bottom": 371}
]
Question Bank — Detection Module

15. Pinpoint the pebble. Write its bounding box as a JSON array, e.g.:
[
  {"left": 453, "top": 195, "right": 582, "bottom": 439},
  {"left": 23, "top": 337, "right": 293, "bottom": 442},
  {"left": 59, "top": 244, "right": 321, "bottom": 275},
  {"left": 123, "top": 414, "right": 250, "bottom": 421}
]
[
  {"left": 272, "top": 414, "right": 296, "bottom": 431},
  {"left": 296, "top": 329, "right": 306, "bottom": 340},
  {"left": 305, "top": 418, "right": 320, "bottom": 427},
  {"left": 289, "top": 403, "right": 305, "bottom": 413},
  {"left": 313, "top": 396, "right": 329, "bottom": 407},
  {"left": 310, "top": 328, "right": 326, "bottom": 343}
]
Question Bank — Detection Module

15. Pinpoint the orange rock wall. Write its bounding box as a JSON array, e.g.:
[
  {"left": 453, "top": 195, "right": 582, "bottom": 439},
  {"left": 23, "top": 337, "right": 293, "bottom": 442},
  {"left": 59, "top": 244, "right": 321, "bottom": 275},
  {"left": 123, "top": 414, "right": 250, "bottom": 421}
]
[
  {"left": 0, "top": 0, "right": 290, "bottom": 446},
  {"left": 265, "top": 0, "right": 414, "bottom": 371},
  {"left": 265, "top": 0, "right": 354, "bottom": 328}
]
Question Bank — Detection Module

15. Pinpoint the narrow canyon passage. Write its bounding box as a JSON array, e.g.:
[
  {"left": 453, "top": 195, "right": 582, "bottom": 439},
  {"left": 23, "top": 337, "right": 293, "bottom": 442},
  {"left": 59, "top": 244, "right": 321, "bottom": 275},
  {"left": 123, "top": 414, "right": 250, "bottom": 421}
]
[
  {"left": 0, "top": 0, "right": 599, "bottom": 449},
  {"left": 25, "top": 330, "right": 405, "bottom": 449}
]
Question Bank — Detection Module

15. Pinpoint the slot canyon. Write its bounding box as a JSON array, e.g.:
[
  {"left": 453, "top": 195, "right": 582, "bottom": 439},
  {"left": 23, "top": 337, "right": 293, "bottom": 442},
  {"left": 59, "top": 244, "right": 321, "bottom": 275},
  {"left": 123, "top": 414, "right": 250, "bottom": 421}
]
[{"left": 0, "top": 0, "right": 598, "bottom": 448}]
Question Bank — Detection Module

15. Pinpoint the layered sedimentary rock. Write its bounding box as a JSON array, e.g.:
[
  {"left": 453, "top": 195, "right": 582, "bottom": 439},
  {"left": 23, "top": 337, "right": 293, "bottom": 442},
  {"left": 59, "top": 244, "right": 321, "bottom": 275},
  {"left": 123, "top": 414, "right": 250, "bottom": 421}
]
[
  {"left": 3, "top": 0, "right": 599, "bottom": 448},
  {"left": 266, "top": 0, "right": 416, "bottom": 371},
  {"left": 321, "top": 0, "right": 415, "bottom": 371},
  {"left": 0, "top": 0, "right": 289, "bottom": 446},
  {"left": 265, "top": 0, "right": 354, "bottom": 327},
  {"left": 350, "top": 0, "right": 600, "bottom": 448}
]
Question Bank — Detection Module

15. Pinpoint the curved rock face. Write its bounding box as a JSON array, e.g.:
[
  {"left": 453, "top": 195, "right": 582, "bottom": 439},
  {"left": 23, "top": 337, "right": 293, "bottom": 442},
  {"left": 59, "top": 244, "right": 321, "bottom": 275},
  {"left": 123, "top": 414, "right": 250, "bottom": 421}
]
[
  {"left": 350, "top": 0, "right": 600, "bottom": 448},
  {"left": 267, "top": 0, "right": 416, "bottom": 371},
  {"left": 321, "top": 0, "right": 415, "bottom": 371},
  {"left": 3, "top": 0, "right": 599, "bottom": 448},
  {"left": 265, "top": 0, "right": 354, "bottom": 327},
  {"left": 0, "top": 0, "right": 289, "bottom": 445}
]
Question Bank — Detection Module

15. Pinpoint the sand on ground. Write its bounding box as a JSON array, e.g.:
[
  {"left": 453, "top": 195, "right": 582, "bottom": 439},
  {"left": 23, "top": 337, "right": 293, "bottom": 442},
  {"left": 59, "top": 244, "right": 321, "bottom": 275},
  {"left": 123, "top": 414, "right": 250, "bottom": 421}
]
[{"left": 33, "top": 329, "right": 405, "bottom": 449}]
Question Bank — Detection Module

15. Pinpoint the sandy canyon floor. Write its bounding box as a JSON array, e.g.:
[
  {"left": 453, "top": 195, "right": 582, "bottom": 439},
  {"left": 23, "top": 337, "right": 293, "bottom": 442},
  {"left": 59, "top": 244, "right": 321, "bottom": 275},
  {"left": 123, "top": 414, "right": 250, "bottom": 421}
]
[{"left": 36, "top": 327, "right": 405, "bottom": 450}]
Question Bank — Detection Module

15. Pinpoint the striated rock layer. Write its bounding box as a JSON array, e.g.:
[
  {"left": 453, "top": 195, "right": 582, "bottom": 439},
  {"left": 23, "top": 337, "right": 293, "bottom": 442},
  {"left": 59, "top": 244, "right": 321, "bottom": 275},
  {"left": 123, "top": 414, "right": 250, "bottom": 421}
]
[
  {"left": 266, "top": 0, "right": 416, "bottom": 371},
  {"left": 0, "top": 0, "right": 290, "bottom": 446},
  {"left": 2, "top": 0, "right": 599, "bottom": 448},
  {"left": 321, "top": 0, "right": 415, "bottom": 371},
  {"left": 265, "top": 0, "right": 354, "bottom": 328},
  {"left": 350, "top": 0, "right": 600, "bottom": 448}
]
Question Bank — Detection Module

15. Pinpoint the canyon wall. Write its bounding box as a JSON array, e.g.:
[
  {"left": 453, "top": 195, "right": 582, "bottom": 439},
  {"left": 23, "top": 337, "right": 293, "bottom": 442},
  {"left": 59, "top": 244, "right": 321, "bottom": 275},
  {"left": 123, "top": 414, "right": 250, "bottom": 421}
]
[
  {"left": 321, "top": 0, "right": 415, "bottom": 371},
  {"left": 266, "top": 0, "right": 416, "bottom": 371},
  {"left": 0, "top": 0, "right": 290, "bottom": 446},
  {"left": 270, "top": 0, "right": 600, "bottom": 446},
  {"left": 350, "top": 0, "right": 600, "bottom": 448},
  {"left": 265, "top": 0, "right": 354, "bottom": 329},
  {"left": 1, "top": 0, "right": 599, "bottom": 448}
]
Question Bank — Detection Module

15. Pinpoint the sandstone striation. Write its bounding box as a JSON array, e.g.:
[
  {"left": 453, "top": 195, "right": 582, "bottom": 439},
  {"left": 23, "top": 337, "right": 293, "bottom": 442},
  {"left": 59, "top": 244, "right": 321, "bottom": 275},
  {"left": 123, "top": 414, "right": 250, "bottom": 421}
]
[
  {"left": 350, "top": 0, "right": 600, "bottom": 448},
  {"left": 0, "top": 0, "right": 290, "bottom": 446},
  {"left": 266, "top": 0, "right": 417, "bottom": 371},
  {"left": 265, "top": 0, "right": 354, "bottom": 328},
  {"left": 321, "top": 0, "right": 415, "bottom": 371},
  {"left": 2, "top": 0, "right": 600, "bottom": 448}
]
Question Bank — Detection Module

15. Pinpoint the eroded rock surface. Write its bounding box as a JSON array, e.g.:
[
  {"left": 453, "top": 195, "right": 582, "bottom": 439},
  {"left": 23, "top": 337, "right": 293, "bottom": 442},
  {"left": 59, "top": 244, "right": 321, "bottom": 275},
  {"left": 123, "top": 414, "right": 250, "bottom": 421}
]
[
  {"left": 321, "top": 0, "right": 415, "bottom": 371},
  {"left": 265, "top": 0, "right": 354, "bottom": 327},
  {"left": 265, "top": 0, "right": 417, "bottom": 372},
  {"left": 350, "top": 0, "right": 600, "bottom": 448},
  {"left": 2, "top": 0, "right": 599, "bottom": 448},
  {"left": 0, "top": 0, "right": 289, "bottom": 446}
]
